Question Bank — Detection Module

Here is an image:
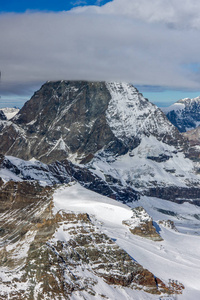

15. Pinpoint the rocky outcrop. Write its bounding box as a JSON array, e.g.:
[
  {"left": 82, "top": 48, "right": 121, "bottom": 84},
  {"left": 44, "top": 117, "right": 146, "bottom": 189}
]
[
  {"left": 0, "top": 110, "right": 6, "bottom": 120},
  {"left": 0, "top": 81, "right": 117, "bottom": 163},
  {"left": 0, "top": 179, "right": 52, "bottom": 213},
  {"left": 158, "top": 220, "right": 178, "bottom": 231},
  {"left": 183, "top": 126, "right": 200, "bottom": 144},
  {"left": 183, "top": 127, "right": 200, "bottom": 162},
  {"left": 0, "top": 183, "right": 172, "bottom": 299},
  {"left": 145, "top": 186, "right": 200, "bottom": 206},
  {"left": 122, "top": 207, "right": 163, "bottom": 241}
]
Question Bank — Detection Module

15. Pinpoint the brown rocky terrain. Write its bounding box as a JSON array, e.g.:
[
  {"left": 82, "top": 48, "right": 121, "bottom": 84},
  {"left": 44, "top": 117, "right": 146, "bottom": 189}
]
[
  {"left": 122, "top": 207, "right": 163, "bottom": 241},
  {"left": 0, "top": 179, "right": 180, "bottom": 299}
]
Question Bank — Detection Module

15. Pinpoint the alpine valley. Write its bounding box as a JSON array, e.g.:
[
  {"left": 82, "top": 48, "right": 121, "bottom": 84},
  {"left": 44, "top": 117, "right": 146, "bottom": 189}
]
[{"left": 0, "top": 81, "right": 200, "bottom": 300}]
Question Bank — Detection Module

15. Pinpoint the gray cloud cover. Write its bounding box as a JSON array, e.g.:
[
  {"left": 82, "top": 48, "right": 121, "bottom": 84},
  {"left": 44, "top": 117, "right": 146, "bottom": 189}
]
[{"left": 1, "top": 0, "right": 200, "bottom": 105}]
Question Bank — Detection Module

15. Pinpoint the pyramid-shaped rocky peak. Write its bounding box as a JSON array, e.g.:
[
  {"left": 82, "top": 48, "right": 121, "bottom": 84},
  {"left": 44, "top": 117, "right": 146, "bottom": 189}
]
[{"left": 0, "top": 81, "right": 185, "bottom": 163}]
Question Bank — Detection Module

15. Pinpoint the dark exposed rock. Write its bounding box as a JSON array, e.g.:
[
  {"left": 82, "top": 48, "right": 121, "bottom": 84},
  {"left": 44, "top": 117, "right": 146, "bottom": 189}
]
[
  {"left": 49, "top": 159, "right": 139, "bottom": 202},
  {"left": 0, "top": 110, "right": 7, "bottom": 120},
  {"left": 145, "top": 186, "right": 200, "bottom": 206},
  {"left": 147, "top": 154, "right": 172, "bottom": 162},
  {"left": 0, "top": 81, "right": 120, "bottom": 163},
  {"left": 158, "top": 220, "right": 178, "bottom": 231},
  {"left": 44, "top": 212, "right": 168, "bottom": 295},
  {"left": 0, "top": 81, "right": 199, "bottom": 206}
]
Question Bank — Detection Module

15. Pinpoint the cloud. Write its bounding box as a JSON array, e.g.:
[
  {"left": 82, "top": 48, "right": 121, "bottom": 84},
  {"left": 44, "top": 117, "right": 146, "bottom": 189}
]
[
  {"left": 74, "top": 0, "right": 200, "bottom": 30},
  {"left": 1, "top": 1, "right": 200, "bottom": 104},
  {"left": 71, "top": 0, "right": 87, "bottom": 6}
]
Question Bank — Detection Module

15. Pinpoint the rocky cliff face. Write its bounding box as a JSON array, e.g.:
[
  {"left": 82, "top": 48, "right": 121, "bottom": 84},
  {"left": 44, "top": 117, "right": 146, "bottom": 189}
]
[
  {"left": 122, "top": 207, "right": 163, "bottom": 241},
  {"left": 0, "top": 110, "right": 6, "bottom": 121},
  {"left": 163, "top": 97, "right": 200, "bottom": 132}
]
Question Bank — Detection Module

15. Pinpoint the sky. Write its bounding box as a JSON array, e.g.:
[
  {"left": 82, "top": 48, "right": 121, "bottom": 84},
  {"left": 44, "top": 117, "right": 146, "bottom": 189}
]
[{"left": 1, "top": 0, "right": 200, "bottom": 108}]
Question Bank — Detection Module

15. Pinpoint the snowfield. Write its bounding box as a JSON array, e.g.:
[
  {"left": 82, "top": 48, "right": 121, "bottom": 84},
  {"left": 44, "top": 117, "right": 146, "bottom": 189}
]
[{"left": 53, "top": 183, "right": 200, "bottom": 300}]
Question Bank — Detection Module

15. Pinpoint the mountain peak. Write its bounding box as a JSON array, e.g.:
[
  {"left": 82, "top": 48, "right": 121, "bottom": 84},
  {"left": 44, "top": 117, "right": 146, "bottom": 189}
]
[
  {"left": 0, "top": 80, "right": 185, "bottom": 164},
  {"left": 163, "top": 95, "right": 200, "bottom": 132}
]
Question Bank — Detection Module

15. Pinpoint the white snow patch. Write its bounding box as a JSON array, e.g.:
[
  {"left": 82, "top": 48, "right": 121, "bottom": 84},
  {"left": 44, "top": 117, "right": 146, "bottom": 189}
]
[
  {"left": 161, "top": 102, "right": 185, "bottom": 114},
  {"left": 0, "top": 107, "right": 19, "bottom": 120}
]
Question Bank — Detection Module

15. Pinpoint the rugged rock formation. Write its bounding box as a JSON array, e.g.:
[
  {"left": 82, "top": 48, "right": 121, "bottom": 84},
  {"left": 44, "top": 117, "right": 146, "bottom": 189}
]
[
  {"left": 0, "top": 179, "right": 52, "bottom": 213},
  {"left": 158, "top": 220, "right": 178, "bottom": 231},
  {"left": 122, "top": 207, "right": 163, "bottom": 241},
  {"left": 145, "top": 186, "right": 200, "bottom": 206},
  {"left": 0, "top": 110, "right": 6, "bottom": 120},
  {"left": 0, "top": 154, "right": 139, "bottom": 202},
  {"left": 0, "top": 181, "right": 171, "bottom": 299}
]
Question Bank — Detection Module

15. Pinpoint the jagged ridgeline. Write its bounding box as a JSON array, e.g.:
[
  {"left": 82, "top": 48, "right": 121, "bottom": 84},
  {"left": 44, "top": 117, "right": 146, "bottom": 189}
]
[{"left": 0, "top": 81, "right": 185, "bottom": 163}]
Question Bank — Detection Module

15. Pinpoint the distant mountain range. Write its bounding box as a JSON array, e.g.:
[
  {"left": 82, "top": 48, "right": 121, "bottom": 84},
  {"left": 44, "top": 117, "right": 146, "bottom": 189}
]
[
  {"left": 0, "top": 107, "right": 19, "bottom": 120},
  {"left": 162, "top": 96, "right": 200, "bottom": 132}
]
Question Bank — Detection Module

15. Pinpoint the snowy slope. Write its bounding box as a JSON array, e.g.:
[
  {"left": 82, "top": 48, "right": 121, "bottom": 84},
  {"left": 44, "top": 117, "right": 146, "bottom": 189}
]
[
  {"left": 0, "top": 155, "right": 61, "bottom": 185},
  {"left": 0, "top": 179, "right": 199, "bottom": 299},
  {"left": 89, "top": 135, "right": 200, "bottom": 194},
  {"left": 53, "top": 183, "right": 200, "bottom": 300},
  {"left": 105, "top": 82, "right": 183, "bottom": 149},
  {"left": 106, "top": 82, "right": 173, "bottom": 139}
]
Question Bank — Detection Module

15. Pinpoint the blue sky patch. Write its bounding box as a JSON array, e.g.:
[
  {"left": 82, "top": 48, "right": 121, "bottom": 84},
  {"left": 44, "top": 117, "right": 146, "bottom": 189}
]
[{"left": 0, "top": 0, "right": 112, "bottom": 13}]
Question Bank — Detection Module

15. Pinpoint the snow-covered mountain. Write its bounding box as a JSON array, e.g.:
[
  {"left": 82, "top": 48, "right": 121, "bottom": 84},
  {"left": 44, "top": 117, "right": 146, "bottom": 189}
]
[
  {"left": 1, "top": 81, "right": 200, "bottom": 299},
  {"left": 0, "top": 81, "right": 185, "bottom": 163},
  {"left": 0, "top": 107, "right": 19, "bottom": 120},
  {"left": 1, "top": 81, "right": 198, "bottom": 203},
  {"left": 162, "top": 96, "right": 200, "bottom": 132}
]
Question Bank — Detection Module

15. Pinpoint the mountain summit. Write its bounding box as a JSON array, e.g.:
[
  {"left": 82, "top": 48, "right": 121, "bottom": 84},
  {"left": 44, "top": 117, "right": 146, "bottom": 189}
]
[{"left": 0, "top": 81, "right": 184, "bottom": 163}]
